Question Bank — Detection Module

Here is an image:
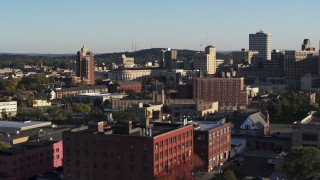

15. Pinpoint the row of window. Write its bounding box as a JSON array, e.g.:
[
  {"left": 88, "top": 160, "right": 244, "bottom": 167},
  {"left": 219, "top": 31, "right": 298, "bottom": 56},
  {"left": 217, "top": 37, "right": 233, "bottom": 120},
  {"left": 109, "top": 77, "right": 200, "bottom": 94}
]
[{"left": 155, "top": 131, "right": 192, "bottom": 149}]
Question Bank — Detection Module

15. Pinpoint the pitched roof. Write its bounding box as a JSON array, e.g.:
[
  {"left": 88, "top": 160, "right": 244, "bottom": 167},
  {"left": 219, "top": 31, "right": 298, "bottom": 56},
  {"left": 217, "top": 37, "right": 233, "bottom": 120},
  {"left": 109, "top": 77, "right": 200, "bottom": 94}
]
[{"left": 234, "top": 112, "right": 267, "bottom": 129}]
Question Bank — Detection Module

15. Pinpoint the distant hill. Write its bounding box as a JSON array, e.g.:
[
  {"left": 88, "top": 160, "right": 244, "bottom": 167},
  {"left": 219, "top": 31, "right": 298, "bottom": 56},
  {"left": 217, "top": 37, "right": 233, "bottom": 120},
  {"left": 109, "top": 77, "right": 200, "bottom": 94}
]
[{"left": 0, "top": 48, "right": 228, "bottom": 68}]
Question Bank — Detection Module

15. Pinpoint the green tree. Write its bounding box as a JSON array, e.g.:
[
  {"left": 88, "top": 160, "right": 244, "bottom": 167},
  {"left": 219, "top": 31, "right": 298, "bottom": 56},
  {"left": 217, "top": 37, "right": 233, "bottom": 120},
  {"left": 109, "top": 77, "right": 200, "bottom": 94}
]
[
  {"left": 222, "top": 170, "right": 237, "bottom": 180},
  {"left": 72, "top": 103, "right": 91, "bottom": 113},
  {"left": 112, "top": 111, "right": 139, "bottom": 122},
  {"left": 284, "top": 147, "right": 320, "bottom": 180},
  {"left": 0, "top": 141, "right": 11, "bottom": 150}
]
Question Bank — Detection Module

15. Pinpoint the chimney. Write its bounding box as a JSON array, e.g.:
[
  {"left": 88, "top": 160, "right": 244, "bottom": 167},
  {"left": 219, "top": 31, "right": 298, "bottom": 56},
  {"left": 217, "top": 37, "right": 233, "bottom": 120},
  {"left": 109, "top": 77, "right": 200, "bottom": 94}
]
[{"left": 149, "top": 129, "right": 152, "bottom": 137}]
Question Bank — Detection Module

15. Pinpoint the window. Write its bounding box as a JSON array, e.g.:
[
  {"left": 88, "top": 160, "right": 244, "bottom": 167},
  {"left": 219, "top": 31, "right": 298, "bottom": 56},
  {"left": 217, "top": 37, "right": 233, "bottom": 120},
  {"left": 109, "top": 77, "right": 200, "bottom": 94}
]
[{"left": 302, "top": 133, "right": 318, "bottom": 142}]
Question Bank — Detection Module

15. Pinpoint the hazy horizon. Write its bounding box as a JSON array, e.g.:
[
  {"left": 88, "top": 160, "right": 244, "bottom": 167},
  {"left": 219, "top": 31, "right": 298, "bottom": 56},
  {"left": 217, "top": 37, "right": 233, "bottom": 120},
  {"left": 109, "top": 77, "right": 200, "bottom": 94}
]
[{"left": 1, "top": 0, "right": 320, "bottom": 54}]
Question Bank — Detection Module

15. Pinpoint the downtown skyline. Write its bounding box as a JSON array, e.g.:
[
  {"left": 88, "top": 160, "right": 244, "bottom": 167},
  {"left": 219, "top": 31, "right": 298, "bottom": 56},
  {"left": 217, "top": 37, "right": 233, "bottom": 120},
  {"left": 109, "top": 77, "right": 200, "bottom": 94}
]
[{"left": 1, "top": 0, "right": 320, "bottom": 53}]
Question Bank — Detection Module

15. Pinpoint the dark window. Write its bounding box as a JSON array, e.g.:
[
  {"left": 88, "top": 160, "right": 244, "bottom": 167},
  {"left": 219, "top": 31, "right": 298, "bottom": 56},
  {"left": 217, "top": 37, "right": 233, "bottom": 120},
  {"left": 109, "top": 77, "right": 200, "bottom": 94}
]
[{"left": 302, "top": 133, "right": 318, "bottom": 142}]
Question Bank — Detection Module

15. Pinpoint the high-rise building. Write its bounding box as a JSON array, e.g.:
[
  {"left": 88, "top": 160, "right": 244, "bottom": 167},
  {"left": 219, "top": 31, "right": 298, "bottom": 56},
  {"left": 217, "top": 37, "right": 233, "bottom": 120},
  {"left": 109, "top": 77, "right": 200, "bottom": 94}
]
[
  {"left": 63, "top": 121, "right": 194, "bottom": 180},
  {"left": 249, "top": 30, "right": 272, "bottom": 60},
  {"left": 160, "top": 49, "right": 177, "bottom": 69},
  {"left": 284, "top": 39, "right": 319, "bottom": 89},
  {"left": 76, "top": 45, "right": 95, "bottom": 85},
  {"left": 193, "top": 77, "right": 248, "bottom": 110},
  {"left": 193, "top": 45, "right": 217, "bottom": 75}
]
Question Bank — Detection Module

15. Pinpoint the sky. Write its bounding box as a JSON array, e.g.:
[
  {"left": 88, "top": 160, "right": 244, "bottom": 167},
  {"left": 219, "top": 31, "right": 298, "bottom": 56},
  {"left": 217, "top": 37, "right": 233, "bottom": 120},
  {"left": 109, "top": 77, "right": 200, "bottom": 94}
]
[{"left": 1, "top": 0, "right": 320, "bottom": 54}]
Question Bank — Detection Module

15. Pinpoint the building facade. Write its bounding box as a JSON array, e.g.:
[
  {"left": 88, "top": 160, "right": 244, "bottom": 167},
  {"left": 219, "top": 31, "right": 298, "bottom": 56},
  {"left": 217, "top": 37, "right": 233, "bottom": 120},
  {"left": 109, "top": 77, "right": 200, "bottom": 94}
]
[
  {"left": 249, "top": 31, "right": 272, "bottom": 60},
  {"left": 0, "top": 101, "right": 17, "bottom": 119},
  {"left": 63, "top": 122, "right": 194, "bottom": 180},
  {"left": 0, "top": 140, "right": 63, "bottom": 180},
  {"left": 193, "top": 45, "right": 217, "bottom": 75},
  {"left": 192, "top": 121, "right": 231, "bottom": 172},
  {"left": 76, "top": 45, "right": 95, "bottom": 85},
  {"left": 192, "top": 77, "right": 248, "bottom": 110}
]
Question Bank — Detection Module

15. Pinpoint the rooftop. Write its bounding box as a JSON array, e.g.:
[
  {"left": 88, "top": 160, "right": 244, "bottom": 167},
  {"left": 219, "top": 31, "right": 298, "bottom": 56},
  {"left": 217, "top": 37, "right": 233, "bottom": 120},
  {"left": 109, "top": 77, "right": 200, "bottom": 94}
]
[{"left": 0, "top": 121, "right": 51, "bottom": 132}]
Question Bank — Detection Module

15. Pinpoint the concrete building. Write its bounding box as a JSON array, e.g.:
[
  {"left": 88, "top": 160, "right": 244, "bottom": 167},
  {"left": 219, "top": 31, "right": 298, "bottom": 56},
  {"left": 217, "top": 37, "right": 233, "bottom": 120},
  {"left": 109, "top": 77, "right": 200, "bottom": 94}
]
[
  {"left": 300, "top": 73, "right": 320, "bottom": 91},
  {"left": 127, "top": 103, "right": 163, "bottom": 121},
  {"left": 63, "top": 122, "right": 194, "bottom": 180},
  {"left": 0, "top": 140, "right": 63, "bottom": 180},
  {"left": 249, "top": 30, "right": 272, "bottom": 60},
  {"left": 192, "top": 77, "right": 248, "bottom": 110},
  {"left": 230, "top": 138, "right": 246, "bottom": 158},
  {"left": 54, "top": 85, "right": 107, "bottom": 99},
  {"left": 170, "top": 100, "right": 218, "bottom": 118},
  {"left": 192, "top": 121, "right": 231, "bottom": 171},
  {"left": 76, "top": 45, "right": 95, "bottom": 85},
  {"left": 161, "top": 49, "right": 177, "bottom": 69},
  {"left": 292, "top": 111, "right": 320, "bottom": 148},
  {"left": 0, "top": 101, "right": 17, "bottom": 119},
  {"left": 119, "top": 54, "right": 135, "bottom": 68},
  {"left": 232, "top": 48, "right": 259, "bottom": 65},
  {"left": 284, "top": 46, "right": 318, "bottom": 89},
  {"left": 76, "top": 92, "right": 127, "bottom": 103},
  {"left": 194, "top": 45, "right": 217, "bottom": 75}
]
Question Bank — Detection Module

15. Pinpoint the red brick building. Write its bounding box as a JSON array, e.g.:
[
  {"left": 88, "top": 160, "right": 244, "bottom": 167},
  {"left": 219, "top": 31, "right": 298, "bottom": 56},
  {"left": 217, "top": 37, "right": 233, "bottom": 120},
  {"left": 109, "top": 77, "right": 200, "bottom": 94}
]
[
  {"left": 108, "top": 81, "right": 142, "bottom": 93},
  {"left": 193, "top": 77, "right": 248, "bottom": 110},
  {"left": 0, "top": 140, "right": 63, "bottom": 180},
  {"left": 63, "top": 122, "right": 193, "bottom": 180},
  {"left": 76, "top": 45, "right": 95, "bottom": 85},
  {"left": 192, "top": 121, "right": 231, "bottom": 171}
]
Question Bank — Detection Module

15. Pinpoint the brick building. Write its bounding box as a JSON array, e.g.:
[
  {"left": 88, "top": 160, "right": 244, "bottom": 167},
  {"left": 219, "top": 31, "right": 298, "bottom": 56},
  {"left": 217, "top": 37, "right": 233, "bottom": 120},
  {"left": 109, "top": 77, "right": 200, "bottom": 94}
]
[
  {"left": 0, "top": 140, "right": 63, "bottom": 180},
  {"left": 63, "top": 122, "right": 194, "bottom": 180},
  {"left": 108, "top": 81, "right": 142, "bottom": 93},
  {"left": 192, "top": 77, "right": 248, "bottom": 110},
  {"left": 76, "top": 45, "right": 95, "bottom": 85},
  {"left": 192, "top": 121, "right": 231, "bottom": 172}
]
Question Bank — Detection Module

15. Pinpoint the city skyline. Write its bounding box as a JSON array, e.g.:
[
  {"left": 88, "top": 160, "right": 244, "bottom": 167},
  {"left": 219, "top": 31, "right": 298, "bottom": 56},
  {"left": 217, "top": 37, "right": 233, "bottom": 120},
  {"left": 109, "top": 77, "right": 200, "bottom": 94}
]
[{"left": 1, "top": 0, "right": 320, "bottom": 53}]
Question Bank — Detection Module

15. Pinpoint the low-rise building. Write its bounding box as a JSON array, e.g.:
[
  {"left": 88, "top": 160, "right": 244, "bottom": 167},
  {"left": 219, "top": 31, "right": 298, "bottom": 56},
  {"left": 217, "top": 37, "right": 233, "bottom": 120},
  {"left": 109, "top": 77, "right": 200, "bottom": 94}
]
[
  {"left": 170, "top": 100, "right": 218, "bottom": 118},
  {"left": 192, "top": 120, "right": 231, "bottom": 172},
  {"left": 63, "top": 121, "right": 194, "bottom": 180},
  {"left": 0, "top": 101, "right": 17, "bottom": 119},
  {"left": 233, "top": 111, "right": 270, "bottom": 136},
  {"left": 0, "top": 140, "right": 63, "bottom": 180},
  {"left": 292, "top": 111, "right": 320, "bottom": 148},
  {"left": 55, "top": 85, "right": 107, "bottom": 99},
  {"left": 127, "top": 103, "right": 163, "bottom": 121},
  {"left": 108, "top": 81, "right": 142, "bottom": 93}
]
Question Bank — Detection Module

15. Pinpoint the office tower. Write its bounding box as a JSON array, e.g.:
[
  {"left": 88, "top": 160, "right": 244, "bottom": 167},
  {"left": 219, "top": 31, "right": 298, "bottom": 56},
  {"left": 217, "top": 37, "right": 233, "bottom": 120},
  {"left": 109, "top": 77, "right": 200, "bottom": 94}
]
[
  {"left": 301, "top": 39, "right": 315, "bottom": 51},
  {"left": 76, "top": 45, "right": 95, "bottom": 85},
  {"left": 63, "top": 122, "right": 194, "bottom": 180},
  {"left": 160, "top": 48, "right": 177, "bottom": 69},
  {"left": 194, "top": 45, "right": 217, "bottom": 75},
  {"left": 193, "top": 77, "right": 248, "bottom": 110},
  {"left": 284, "top": 39, "right": 318, "bottom": 89},
  {"left": 249, "top": 30, "right": 272, "bottom": 60}
]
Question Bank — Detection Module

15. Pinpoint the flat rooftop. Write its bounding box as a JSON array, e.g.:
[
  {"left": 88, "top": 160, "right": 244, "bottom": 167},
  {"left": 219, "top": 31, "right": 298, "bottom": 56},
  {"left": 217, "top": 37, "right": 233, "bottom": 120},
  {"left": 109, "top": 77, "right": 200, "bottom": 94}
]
[
  {"left": 0, "top": 121, "right": 51, "bottom": 133},
  {"left": 70, "top": 122, "right": 191, "bottom": 138}
]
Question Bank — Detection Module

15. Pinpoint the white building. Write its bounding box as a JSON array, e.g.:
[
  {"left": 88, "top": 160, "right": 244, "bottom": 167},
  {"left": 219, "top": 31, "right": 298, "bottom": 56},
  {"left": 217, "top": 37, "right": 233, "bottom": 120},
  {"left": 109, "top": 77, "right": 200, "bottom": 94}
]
[
  {"left": 0, "top": 101, "right": 17, "bottom": 119},
  {"left": 249, "top": 30, "right": 272, "bottom": 60}
]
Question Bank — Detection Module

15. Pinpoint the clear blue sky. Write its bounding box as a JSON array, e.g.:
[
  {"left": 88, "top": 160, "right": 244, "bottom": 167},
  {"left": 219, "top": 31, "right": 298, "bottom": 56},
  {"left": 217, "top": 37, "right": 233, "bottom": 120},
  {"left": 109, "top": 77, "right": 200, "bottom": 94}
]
[{"left": 1, "top": 0, "right": 320, "bottom": 53}]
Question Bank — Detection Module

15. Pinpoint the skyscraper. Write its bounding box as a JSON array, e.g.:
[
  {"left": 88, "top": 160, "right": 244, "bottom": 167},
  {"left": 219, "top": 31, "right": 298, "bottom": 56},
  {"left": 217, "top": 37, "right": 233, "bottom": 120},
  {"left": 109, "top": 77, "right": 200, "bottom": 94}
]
[
  {"left": 76, "top": 45, "right": 95, "bottom": 85},
  {"left": 249, "top": 30, "right": 272, "bottom": 60}
]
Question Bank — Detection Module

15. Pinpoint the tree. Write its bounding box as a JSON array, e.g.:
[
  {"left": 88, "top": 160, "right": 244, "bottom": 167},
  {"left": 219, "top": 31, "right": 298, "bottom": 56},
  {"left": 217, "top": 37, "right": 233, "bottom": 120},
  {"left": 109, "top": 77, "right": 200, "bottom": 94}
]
[
  {"left": 72, "top": 103, "right": 91, "bottom": 113},
  {"left": 0, "top": 141, "right": 11, "bottom": 150},
  {"left": 112, "top": 111, "right": 139, "bottom": 122},
  {"left": 155, "top": 154, "right": 204, "bottom": 180},
  {"left": 93, "top": 98, "right": 103, "bottom": 107},
  {"left": 222, "top": 170, "right": 237, "bottom": 180},
  {"left": 283, "top": 147, "right": 320, "bottom": 180}
]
